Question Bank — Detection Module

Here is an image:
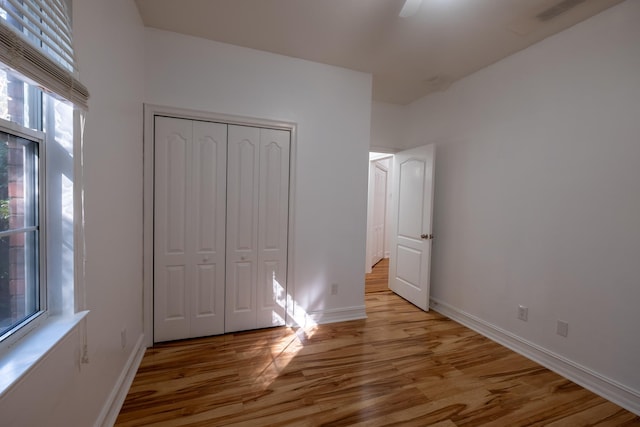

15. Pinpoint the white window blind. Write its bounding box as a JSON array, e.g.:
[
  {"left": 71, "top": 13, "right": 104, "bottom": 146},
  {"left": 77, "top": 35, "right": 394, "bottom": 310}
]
[{"left": 0, "top": 0, "right": 88, "bottom": 108}]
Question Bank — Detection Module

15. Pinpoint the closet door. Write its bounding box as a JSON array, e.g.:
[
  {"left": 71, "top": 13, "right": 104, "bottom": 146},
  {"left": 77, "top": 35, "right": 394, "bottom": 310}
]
[
  {"left": 154, "top": 117, "right": 227, "bottom": 342},
  {"left": 257, "top": 128, "right": 290, "bottom": 328},
  {"left": 226, "top": 125, "right": 290, "bottom": 332},
  {"left": 190, "top": 121, "right": 228, "bottom": 337}
]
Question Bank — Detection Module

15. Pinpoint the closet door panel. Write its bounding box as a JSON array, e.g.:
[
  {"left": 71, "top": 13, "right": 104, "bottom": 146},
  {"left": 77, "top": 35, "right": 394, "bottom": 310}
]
[
  {"left": 190, "top": 121, "right": 227, "bottom": 337},
  {"left": 195, "top": 264, "right": 216, "bottom": 314},
  {"left": 165, "top": 266, "right": 186, "bottom": 319},
  {"left": 155, "top": 118, "right": 227, "bottom": 342},
  {"left": 257, "top": 129, "right": 290, "bottom": 328},
  {"left": 259, "top": 260, "right": 285, "bottom": 325},
  {"left": 226, "top": 125, "right": 260, "bottom": 332},
  {"left": 154, "top": 117, "right": 191, "bottom": 342},
  {"left": 232, "top": 261, "right": 254, "bottom": 311},
  {"left": 192, "top": 124, "right": 225, "bottom": 253}
]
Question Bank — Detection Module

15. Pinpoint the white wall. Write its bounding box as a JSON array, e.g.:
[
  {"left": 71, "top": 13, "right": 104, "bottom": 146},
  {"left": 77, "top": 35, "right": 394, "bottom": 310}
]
[
  {"left": 74, "top": 0, "right": 145, "bottom": 422},
  {"left": 144, "top": 29, "right": 372, "bottom": 322},
  {"left": 405, "top": 0, "right": 640, "bottom": 408},
  {"left": 370, "top": 101, "right": 406, "bottom": 151},
  {"left": 0, "top": 1, "right": 146, "bottom": 425}
]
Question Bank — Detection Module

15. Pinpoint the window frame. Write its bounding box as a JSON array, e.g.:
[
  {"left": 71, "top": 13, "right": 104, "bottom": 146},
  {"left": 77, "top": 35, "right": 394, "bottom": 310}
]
[
  {"left": 0, "top": 0, "right": 86, "bottom": 395},
  {"left": 0, "top": 116, "right": 47, "bottom": 350}
]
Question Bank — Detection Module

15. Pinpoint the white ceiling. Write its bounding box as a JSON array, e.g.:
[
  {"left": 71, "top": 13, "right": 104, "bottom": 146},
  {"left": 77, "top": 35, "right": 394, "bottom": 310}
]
[{"left": 134, "top": 0, "right": 622, "bottom": 105}]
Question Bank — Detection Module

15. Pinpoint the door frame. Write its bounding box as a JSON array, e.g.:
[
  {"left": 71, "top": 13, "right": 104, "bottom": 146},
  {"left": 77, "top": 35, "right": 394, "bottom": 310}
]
[
  {"left": 365, "top": 154, "right": 392, "bottom": 273},
  {"left": 142, "top": 104, "right": 298, "bottom": 347}
]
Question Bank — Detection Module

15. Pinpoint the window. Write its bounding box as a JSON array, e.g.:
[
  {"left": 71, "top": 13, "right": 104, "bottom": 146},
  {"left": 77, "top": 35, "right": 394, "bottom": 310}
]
[
  {"left": 0, "top": 123, "right": 44, "bottom": 341},
  {"left": 0, "top": 0, "right": 85, "bottom": 360},
  {"left": 0, "top": 66, "right": 74, "bottom": 352}
]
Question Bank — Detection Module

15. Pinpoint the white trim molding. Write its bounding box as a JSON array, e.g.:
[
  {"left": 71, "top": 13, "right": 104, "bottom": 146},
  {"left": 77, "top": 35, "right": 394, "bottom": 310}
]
[
  {"left": 430, "top": 297, "right": 640, "bottom": 416},
  {"left": 95, "top": 333, "right": 146, "bottom": 427},
  {"left": 369, "top": 146, "right": 399, "bottom": 155},
  {"left": 306, "top": 306, "right": 367, "bottom": 325}
]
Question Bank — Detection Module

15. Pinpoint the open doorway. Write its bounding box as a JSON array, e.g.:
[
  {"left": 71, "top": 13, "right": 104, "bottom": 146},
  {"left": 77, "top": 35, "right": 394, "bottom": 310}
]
[
  {"left": 368, "top": 145, "right": 436, "bottom": 310},
  {"left": 365, "top": 151, "right": 393, "bottom": 294}
]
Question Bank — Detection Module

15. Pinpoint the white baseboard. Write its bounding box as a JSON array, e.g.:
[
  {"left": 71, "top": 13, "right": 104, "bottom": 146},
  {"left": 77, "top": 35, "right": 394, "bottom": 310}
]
[
  {"left": 307, "top": 305, "right": 367, "bottom": 325},
  {"left": 430, "top": 297, "right": 640, "bottom": 416},
  {"left": 95, "top": 333, "right": 147, "bottom": 427}
]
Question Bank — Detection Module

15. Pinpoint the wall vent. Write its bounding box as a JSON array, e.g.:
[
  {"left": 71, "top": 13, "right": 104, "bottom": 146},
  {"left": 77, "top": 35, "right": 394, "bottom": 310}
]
[{"left": 536, "top": 0, "right": 587, "bottom": 22}]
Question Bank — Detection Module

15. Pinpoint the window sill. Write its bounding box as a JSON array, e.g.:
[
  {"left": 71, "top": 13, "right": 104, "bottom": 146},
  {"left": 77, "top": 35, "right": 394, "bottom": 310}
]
[{"left": 0, "top": 310, "right": 89, "bottom": 398}]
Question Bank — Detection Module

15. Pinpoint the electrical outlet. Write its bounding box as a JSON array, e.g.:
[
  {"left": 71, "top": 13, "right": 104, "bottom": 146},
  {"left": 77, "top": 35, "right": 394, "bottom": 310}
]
[
  {"left": 331, "top": 283, "right": 339, "bottom": 295},
  {"left": 121, "top": 328, "right": 127, "bottom": 349},
  {"left": 517, "top": 305, "right": 528, "bottom": 322},
  {"left": 557, "top": 320, "right": 569, "bottom": 337}
]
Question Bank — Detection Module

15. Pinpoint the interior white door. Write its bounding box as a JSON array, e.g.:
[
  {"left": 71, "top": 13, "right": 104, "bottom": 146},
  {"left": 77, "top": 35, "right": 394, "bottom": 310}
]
[
  {"left": 388, "top": 144, "right": 435, "bottom": 311},
  {"left": 154, "top": 117, "right": 227, "bottom": 342},
  {"left": 225, "top": 125, "right": 290, "bottom": 332},
  {"left": 371, "top": 162, "right": 388, "bottom": 266}
]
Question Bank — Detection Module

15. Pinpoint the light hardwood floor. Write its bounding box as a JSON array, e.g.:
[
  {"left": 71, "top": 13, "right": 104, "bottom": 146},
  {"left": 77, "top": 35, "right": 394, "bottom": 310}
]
[
  {"left": 365, "top": 258, "right": 390, "bottom": 294},
  {"left": 116, "top": 261, "right": 639, "bottom": 426}
]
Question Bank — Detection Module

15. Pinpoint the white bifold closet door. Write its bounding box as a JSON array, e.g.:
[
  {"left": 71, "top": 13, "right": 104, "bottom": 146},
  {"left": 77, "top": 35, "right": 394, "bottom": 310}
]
[
  {"left": 154, "top": 117, "right": 228, "bottom": 342},
  {"left": 154, "top": 117, "right": 290, "bottom": 342},
  {"left": 225, "top": 125, "right": 290, "bottom": 333}
]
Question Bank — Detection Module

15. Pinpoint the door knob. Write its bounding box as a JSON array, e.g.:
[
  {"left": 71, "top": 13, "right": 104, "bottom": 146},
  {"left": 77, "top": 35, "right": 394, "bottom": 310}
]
[{"left": 421, "top": 234, "right": 434, "bottom": 240}]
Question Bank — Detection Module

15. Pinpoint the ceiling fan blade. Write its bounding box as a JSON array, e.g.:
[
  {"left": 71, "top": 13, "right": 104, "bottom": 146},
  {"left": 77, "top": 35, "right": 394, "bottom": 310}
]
[{"left": 399, "top": 0, "right": 423, "bottom": 18}]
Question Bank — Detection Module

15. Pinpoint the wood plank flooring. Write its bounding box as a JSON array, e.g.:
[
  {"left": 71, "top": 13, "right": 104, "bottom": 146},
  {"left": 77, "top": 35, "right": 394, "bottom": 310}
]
[
  {"left": 365, "top": 258, "right": 390, "bottom": 294},
  {"left": 116, "top": 262, "right": 639, "bottom": 426}
]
